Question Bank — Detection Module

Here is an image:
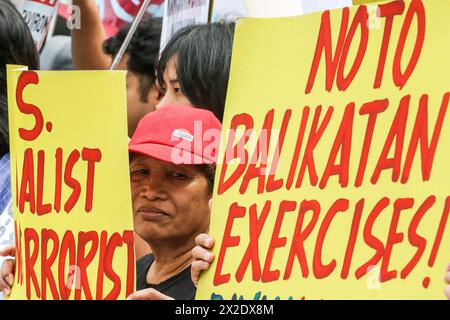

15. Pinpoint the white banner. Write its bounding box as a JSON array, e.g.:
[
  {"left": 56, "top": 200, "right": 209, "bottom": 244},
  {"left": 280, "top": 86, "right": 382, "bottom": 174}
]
[
  {"left": 20, "top": 0, "right": 59, "bottom": 52},
  {"left": 301, "top": 0, "right": 352, "bottom": 14},
  {"left": 160, "top": 0, "right": 210, "bottom": 51}
]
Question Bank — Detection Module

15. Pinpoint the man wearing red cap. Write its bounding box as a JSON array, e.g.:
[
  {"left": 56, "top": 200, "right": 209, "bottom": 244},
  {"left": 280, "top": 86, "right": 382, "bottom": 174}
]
[
  {"left": 127, "top": 105, "right": 221, "bottom": 300},
  {"left": 0, "top": 105, "right": 221, "bottom": 300}
]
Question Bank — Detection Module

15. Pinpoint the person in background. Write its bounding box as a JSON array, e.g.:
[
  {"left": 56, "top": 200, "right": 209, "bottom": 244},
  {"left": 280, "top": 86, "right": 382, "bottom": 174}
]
[
  {"left": 156, "top": 22, "right": 235, "bottom": 122},
  {"left": 71, "top": 0, "right": 163, "bottom": 137},
  {"left": 0, "top": 0, "right": 39, "bottom": 298},
  {"left": 40, "top": 36, "right": 74, "bottom": 71},
  {"left": 71, "top": 0, "right": 235, "bottom": 123},
  {"left": 72, "top": 2, "right": 235, "bottom": 271},
  {"left": 102, "top": 18, "right": 163, "bottom": 137}
]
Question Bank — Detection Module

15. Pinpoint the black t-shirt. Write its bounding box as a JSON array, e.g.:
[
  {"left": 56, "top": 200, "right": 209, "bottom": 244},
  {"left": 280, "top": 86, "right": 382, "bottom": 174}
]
[{"left": 136, "top": 254, "right": 197, "bottom": 300}]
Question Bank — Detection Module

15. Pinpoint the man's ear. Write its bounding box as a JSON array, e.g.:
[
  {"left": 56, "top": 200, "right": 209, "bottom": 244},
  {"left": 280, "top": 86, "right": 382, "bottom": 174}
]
[
  {"left": 208, "top": 199, "right": 213, "bottom": 213},
  {"left": 147, "top": 83, "right": 161, "bottom": 108}
]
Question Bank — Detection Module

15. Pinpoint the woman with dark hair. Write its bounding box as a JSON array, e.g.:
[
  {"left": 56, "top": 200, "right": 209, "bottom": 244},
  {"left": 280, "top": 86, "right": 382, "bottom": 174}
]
[
  {"left": 0, "top": 0, "right": 39, "bottom": 298},
  {"left": 0, "top": 0, "right": 40, "bottom": 158},
  {"left": 156, "top": 22, "right": 236, "bottom": 122}
]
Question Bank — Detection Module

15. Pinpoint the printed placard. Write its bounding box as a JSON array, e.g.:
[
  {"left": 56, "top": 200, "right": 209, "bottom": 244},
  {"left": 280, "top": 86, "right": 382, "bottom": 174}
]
[
  {"left": 20, "top": 0, "right": 59, "bottom": 51},
  {"left": 7, "top": 66, "right": 135, "bottom": 300},
  {"left": 160, "top": 0, "right": 210, "bottom": 51},
  {"left": 197, "top": 0, "right": 450, "bottom": 300}
]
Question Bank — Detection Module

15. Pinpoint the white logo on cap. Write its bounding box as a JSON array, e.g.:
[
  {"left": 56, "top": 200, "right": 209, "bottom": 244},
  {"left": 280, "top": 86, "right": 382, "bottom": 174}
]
[{"left": 173, "top": 129, "right": 194, "bottom": 142}]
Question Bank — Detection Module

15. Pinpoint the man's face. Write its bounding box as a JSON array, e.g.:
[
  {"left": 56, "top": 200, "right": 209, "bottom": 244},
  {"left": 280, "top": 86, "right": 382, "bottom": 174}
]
[
  {"left": 117, "top": 55, "right": 159, "bottom": 137},
  {"left": 126, "top": 71, "right": 156, "bottom": 136},
  {"left": 130, "top": 154, "right": 211, "bottom": 248}
]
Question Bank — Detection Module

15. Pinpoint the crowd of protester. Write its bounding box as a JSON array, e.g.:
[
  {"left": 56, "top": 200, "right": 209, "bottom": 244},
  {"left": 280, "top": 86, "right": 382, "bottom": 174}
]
[{"left": 0, "top": 0, "right": 449, "bottom": 300}]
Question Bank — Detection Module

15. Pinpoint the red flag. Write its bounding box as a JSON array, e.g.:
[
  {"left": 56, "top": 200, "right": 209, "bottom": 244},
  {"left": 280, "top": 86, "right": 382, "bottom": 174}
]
[{"left": 59, "top": 0, "right": 165, "bottom": 37}]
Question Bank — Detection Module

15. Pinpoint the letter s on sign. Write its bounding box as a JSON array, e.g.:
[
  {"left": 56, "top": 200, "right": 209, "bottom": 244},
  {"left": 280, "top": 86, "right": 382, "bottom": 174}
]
[{"left": 16, "top": 71, "right": 44, "bottom": 141}]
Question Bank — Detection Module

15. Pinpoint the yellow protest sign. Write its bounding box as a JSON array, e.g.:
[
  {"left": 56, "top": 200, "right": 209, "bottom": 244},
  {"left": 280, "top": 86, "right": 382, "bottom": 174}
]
[
  {"left": 7, "top": 66, "right": 135, "bottom": 300},
  {"left": 197, "top": 0, "right": 450, "bottom": 299}
]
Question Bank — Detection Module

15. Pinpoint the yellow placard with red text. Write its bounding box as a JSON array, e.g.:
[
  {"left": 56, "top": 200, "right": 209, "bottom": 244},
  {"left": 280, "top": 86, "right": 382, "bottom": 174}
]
[
  {"left": 7, "top": 66, "right": 135, "bottom": 300},
  {"left": 197, "top": 0, "right": 450, "bottom": 299}
]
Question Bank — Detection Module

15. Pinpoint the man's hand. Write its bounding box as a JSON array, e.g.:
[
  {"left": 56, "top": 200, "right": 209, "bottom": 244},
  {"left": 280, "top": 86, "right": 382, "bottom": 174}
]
[
  {"left": 191, "top": 233, "right": 215, "bottom": 287},
  {"left": 0, "top": 246, "right": 16, "bottom": 297}
]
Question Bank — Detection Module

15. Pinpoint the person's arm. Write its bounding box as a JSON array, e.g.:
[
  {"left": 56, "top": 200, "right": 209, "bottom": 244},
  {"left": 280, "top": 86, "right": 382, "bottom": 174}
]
[
  {"left": 71, "top": 0, "right": 111, "bottom": 70},
  {"left": 0, "top": 246, "right": 16, "bottom": 297}
]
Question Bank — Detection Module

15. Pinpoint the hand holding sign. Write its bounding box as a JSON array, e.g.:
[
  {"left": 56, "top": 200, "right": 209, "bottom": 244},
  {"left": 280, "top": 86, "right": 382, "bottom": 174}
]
[
  {"left": 192, "top": 233, "right": 215, "bottom": 287},
  {"left": 0, "top": 246, "right": 15, "bottom": 297}
]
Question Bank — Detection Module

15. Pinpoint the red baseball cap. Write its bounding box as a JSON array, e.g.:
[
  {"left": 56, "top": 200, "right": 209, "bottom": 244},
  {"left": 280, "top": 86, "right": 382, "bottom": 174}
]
[{"left": 128, "top": 105, "right": 222, "bottom": 165}]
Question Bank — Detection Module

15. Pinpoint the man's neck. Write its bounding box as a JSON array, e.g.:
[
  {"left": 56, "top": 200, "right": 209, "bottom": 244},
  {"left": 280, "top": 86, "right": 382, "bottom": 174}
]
[{"left": 146, "top": 246, "right": 193, "bottom": 285}]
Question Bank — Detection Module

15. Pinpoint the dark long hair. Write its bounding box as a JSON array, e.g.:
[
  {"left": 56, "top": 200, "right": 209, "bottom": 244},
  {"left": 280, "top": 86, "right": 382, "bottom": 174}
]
[
  {"left": 156, "top": 22, "right": 235, "bottom": 122},
  {"left": 0, "top": 0, "right": 39, "bottom": 157},
  {"left": 103, "top": 18, "right": 162, "bottom": 103}
]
